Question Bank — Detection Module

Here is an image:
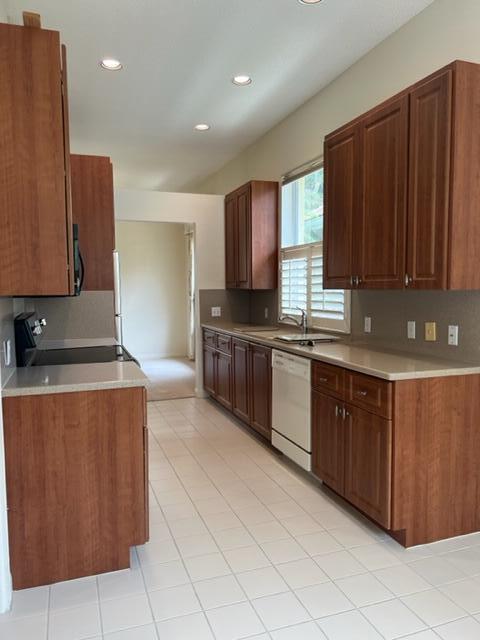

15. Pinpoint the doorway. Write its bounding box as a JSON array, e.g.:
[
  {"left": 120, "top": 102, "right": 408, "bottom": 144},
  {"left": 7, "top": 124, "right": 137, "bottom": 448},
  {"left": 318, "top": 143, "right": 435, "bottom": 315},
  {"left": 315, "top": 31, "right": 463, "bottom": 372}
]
[{"left": 116, "top": 221, "right": 196, "bottom": 401}]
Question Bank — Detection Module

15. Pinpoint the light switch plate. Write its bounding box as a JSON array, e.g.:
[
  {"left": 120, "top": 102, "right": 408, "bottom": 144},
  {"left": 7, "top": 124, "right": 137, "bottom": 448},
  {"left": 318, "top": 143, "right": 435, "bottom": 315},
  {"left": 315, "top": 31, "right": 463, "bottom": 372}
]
[
  {"left": 448, "top": 325, "right": 459, "bottom": 346},
  {"left": 407, "top": 321, "right": 416, "bottom": 340},
  {"left": 425, "top": 321, "right": 437, "bottom": 342},
  {"left": 364, "top": 316, "right": 372, "bottom": 333},
  {"left": 211, "top": 306, "right": 221, "bottom": 318}
]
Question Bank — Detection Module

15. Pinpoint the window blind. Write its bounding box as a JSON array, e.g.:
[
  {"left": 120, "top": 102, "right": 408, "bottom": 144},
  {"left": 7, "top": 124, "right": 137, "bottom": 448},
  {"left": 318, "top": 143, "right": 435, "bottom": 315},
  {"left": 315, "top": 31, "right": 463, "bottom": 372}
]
[{"left": 280, "top": 243, "right": 349, "bottom": 330}]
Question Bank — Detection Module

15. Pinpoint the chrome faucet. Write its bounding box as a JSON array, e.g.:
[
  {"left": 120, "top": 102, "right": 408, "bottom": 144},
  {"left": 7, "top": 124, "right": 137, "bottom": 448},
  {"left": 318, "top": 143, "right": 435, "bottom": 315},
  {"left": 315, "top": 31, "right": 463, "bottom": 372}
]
[{"left": 279, "top": 307, "right": 308, "bottom": 334}]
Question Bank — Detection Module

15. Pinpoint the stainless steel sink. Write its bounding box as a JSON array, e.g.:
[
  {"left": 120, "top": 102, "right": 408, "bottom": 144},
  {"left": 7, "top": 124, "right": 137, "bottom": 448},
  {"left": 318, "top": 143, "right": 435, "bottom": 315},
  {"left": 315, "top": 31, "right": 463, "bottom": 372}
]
[{"left": 274, "top": 333, "right": 339, "bottom": 344}]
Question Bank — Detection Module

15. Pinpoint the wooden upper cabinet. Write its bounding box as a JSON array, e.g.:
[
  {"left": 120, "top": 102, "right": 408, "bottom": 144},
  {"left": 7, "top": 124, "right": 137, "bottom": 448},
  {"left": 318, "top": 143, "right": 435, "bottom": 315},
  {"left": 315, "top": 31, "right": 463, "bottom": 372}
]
[
  {"left": 407, "top": 70, "right": 452, "bottom": 289},
  {"left": 323, "top": 125, "right": 358, "bottom": 289},
  {"left": 0, "top": 23, "right": 73, "bottom": 296},
  {"left": 70, "top": 155, "right": 115, "bottom": 291},
  {"left": 324, "top": 60, "right": 480, "bottom": 291},
  {"left": 236, "top": 186, "right": 252, "bottom": 289},
  {"left": 225, "top": 196, "right": 237, "bottom": 288},
  {"left": 224, "top": 181, "right": 278, "bottom": 290},
  {"left": 356, "top": 96, "right": 408, "bottom": 288}
]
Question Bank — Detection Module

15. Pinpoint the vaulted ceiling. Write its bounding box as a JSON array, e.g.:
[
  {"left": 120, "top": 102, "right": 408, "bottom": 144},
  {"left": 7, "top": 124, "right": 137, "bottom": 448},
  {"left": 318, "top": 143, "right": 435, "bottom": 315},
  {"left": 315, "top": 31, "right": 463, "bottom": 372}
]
[{"left": 5, "top": 0, "right": 434, "bottom": 191}]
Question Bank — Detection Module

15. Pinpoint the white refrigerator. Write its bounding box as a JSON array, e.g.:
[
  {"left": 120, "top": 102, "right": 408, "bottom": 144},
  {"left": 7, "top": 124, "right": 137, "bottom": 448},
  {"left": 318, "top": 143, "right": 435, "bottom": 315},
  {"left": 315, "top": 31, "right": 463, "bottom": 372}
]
[{"left": 113, "top": 250, "right": 123, "bottom": 344}]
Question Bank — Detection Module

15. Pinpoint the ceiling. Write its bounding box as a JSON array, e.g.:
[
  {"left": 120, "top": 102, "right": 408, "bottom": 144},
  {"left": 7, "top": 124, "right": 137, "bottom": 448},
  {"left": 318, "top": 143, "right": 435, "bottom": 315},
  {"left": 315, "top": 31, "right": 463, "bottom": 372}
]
[{"left": 5, "top": 0, "right": 433, "bottom": 192}]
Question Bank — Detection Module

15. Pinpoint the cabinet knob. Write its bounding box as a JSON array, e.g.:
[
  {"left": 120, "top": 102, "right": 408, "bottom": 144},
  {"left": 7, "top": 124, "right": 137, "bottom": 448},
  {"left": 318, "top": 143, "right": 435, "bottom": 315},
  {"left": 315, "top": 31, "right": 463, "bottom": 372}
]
[
  {"left": 357, "top": 276, "right": 362, "bottom": 285},
  {"left": 405, "top": 274, "right": 413, "bottom": 286},
  {"left": 318, "top": 377, "right": 328, "bottom": 383},
  {"left": 335, "top": 405, "right": 340, "bottom": 417},
  {"left": 356, "top": 390, "right": 368, "bottom": 397},
  {"left": 350, "top": 276, "right": 354, "bottom": 287}
]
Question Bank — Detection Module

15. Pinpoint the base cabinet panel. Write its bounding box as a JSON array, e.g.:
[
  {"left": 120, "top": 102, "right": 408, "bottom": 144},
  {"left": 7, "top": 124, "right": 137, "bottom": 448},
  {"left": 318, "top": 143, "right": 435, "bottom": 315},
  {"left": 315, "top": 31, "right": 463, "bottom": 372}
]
[
  {"left": 203, "top": 346, "right": 216, "bottom": 396},
  {"left": 311, "top": 391, "right": 345, "bottom": 495},
  {"left": 3, "top": 387, "right": 148, "bottom": 589},
  {"left": 216, "top": 351, "right": 233, "bottom": 410},
  {"left": 232, "top": 339, "right": 250, "bottom": 423},
  {"left": 344, "top": 406, "right": 392, "bottom": 529},
  {"left": 249, "top": 344, "right": 272, "bottom": 439}
]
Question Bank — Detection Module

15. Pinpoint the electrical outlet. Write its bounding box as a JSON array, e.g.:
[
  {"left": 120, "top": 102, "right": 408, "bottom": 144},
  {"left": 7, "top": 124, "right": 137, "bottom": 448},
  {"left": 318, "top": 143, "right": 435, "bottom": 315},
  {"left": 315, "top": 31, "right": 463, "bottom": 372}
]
[
  {"left": 424, "top": 321, "right": 437, "bottom": 342},
  {"left": 407, "top": 321, "right": 416, "bottom": 340},
  {"left": 211, "top": 306, "right": 221, "bottom": 318},
  {"left": 264, "top": 307, "right": 269, "bottom": 319},
  {"left": 448, "top": 324, "right": 459, "bottom": 346},
  {"left": 364, "top": 316, "right": 372, "bottom": 333}
]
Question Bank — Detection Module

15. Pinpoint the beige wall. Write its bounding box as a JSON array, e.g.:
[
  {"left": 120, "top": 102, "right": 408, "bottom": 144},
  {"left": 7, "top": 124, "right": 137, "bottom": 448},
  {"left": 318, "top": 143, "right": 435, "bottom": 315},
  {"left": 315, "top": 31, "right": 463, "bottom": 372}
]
[
  {"left": 114, "top": 189, "right": 224, "bottom": 393},
  {"left": 116, "top": 221, "right": 188, "bottom": 360},
  {"left": 191, "top": 0, "right": 480, "bottom": 363},
  {"left": 193, "top": 0, "right": 480, "bottom": 195}
]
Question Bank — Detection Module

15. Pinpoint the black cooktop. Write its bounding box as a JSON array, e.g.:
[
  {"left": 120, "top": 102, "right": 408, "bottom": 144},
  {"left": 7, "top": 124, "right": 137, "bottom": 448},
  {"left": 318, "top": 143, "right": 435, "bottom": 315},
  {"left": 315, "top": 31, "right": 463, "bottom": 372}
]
[{"left": 31, "top": 345, "right": 138, "bottom": 367}]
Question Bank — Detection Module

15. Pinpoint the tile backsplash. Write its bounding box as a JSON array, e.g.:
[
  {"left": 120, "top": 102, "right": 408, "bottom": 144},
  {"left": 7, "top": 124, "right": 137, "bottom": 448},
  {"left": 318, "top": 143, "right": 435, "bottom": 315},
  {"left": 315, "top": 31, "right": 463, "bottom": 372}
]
[
  {"left": 199, "top": 289, "right": 278, "bottom": 325},
  {"left": 32, "top": 291, "right": 115, "bottom": 341},
  {"left": 351, "top": 290, "right": 480, "bottom": 363}
]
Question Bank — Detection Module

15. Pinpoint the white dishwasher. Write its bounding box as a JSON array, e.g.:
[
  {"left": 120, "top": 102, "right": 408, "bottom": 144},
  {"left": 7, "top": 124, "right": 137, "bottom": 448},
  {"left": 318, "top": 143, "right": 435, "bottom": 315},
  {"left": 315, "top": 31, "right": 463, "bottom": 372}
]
[{"left": 271, "top": 349, "right": 312, "bottom": 471}]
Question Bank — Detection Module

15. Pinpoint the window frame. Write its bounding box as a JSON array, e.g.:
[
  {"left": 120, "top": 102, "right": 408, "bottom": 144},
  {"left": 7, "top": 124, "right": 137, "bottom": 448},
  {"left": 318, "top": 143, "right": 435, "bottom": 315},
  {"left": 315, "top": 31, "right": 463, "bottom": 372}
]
[{"left": 278, "top": 163, "right": 351, "bottom": 334}]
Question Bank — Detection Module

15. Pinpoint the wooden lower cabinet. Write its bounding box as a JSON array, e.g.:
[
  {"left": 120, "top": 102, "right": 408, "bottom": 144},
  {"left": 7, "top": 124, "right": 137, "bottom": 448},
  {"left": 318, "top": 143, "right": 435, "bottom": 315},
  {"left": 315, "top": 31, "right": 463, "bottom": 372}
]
[
  {"left": 249, "top": 344, "right": 272, "bottom": 439},
  {"left": 344, "top": 405, "right": 392, "bottom": 529},
  {"left": 203, "top": 330, "right": 271, "bottom": 439},
  {"left": 216, "top": 351, "right": 233, "bottom": 410},
  {"left": 312, "top": 392, "right": 344, "bottom": 496},
  {"left": 203, "top": 346, "right": 216, "bottom": 395},
  {"left": 2, "top": 386, "right": 149, "bottom": 589},
  {"left": 232, "top": 339, "right": 250, "bottom": 423}
]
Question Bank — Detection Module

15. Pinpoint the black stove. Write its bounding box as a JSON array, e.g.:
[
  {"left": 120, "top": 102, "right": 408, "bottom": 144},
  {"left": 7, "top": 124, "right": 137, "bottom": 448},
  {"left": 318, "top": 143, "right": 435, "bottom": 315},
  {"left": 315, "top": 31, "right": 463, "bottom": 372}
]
[
  {"left": 14, "top": 312, "right": 139, "bottom": 367},
  {"left": 31, "top": 345, "right": 137, "bottom": 367}
]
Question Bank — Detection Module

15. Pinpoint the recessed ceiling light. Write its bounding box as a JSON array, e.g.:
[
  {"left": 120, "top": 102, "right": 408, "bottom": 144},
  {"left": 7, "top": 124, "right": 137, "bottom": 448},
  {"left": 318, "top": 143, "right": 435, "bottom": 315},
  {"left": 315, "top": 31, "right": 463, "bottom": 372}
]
[
  {"left": 232, "top": 74, "right": 252, "bottom": 86},
  {"left": 298, "top": 0, "right": 322, "bottom": 4},
  {"left": 100, "top": 58, "right": 123, "bottom": 71},
  {"left": 194, "top": 123, "right": 210, "bottom": 131}
]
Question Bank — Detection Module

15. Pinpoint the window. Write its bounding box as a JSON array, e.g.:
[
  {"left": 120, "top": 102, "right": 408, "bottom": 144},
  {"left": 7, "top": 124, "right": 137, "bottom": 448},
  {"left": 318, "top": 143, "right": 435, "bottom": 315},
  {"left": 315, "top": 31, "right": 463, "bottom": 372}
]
[{"left": 280, "top": 165, "right": 350, "bottom": 333}]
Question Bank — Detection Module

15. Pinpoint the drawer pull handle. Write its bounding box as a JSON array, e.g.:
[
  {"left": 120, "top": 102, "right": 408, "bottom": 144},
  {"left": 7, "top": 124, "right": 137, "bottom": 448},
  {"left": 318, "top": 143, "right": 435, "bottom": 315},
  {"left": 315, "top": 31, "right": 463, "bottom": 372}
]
[
  {"left": 318, "top": 377, "right": 328, "bottom": 383},
  {"left": 356, "top": 390, "right": 368, "bottom": 397}
]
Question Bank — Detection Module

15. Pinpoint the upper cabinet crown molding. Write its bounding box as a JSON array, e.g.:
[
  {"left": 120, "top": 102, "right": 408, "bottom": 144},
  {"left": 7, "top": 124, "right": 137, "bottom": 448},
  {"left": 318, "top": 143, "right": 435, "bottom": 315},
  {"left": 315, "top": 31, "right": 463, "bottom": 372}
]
[
  {"left": 324, "top": 60, "right": 480, "bottom": 291},
  {"left": 225, "top": 180, "right": 279, "bottom": 290},
  {"left": 0, "top": 22, "right": 74, "bottom": 297}
]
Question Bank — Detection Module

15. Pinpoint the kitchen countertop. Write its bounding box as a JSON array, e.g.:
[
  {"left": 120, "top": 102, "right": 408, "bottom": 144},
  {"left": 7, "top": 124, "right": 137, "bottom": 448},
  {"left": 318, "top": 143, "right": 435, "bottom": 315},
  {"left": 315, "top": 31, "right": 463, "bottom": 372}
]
[
  {"left": 2, "top": 361, "right": 148, "bottom": 397},
  {"left": 202, "top": 321, "right": 480, "bottom": 381}
]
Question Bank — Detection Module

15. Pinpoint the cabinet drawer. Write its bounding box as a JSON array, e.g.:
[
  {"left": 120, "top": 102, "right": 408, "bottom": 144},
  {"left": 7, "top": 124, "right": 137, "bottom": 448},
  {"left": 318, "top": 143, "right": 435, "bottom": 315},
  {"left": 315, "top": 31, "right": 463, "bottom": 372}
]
[
  {"left": 216, "top": 333, "right": 232, "bottom": 355},
  {"left": 203, "top": 329, "right": 216, "bottom": 348},
  {"left": 346, "top": 372, "right": 392, "bottom": 418},
  {"left": 312, "top": 361, "right": 345, "bottom": 399}
]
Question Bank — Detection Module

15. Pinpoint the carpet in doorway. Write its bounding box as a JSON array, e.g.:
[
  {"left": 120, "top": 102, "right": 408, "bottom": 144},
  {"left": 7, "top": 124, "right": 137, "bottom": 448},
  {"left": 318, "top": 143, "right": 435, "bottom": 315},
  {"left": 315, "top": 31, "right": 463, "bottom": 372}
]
[{"left": 140, "top": 357, "right": 196, "bottom": 401}]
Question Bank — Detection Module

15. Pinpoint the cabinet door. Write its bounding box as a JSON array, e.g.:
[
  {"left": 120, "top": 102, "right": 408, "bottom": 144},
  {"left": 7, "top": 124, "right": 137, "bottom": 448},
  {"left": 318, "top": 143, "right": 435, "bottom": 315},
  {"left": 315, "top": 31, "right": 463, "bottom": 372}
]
[
  {"left": 215, "top": 352, "right": 232, "bottom": 410},
  {"left": 232, "top": 339, "right": 250, "bottom": 423},
  {"left": 71, "top": 155, "right": 115, "bottom": 291},
  {"left": 356, "top": 96, "right": 408, "bottom": 288},
  {"left": 324, "top": 125, "right": 358, "bottom": 289},
  {"left": 311, "top": 391, "right": 345, "bottom": 495},
  {"left": 344, "top": 405, "right": 392, "bottom": 528},
  {"left": 203, "top": 346, "right": 216, "bottom": 396},
  {"left": 225, "top": 196, "right": 237, "bottom": 288},
  {"left": 3, "top": 388, "right": 146, "bottom": 589},
  {"left": 249, "top": 344, "right": 271, "bottom": 439},
  {"left": 236, "top": 186, "right": 252, "bottom": 289},
  {"left": 407, "top": 70, "right": 452, "bottom": 289},
  {"left": 0, "top": 24, "right": 71, "bottom": 296}
]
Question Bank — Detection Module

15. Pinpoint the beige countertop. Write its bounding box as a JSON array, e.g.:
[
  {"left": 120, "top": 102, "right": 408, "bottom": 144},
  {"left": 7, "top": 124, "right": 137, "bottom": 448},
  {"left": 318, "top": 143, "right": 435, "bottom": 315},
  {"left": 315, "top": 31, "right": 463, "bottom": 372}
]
[
  {"left": 2, "top": 361, "right": 148, "bottom": 397},
  {"left": 202, "top": 321, "right": 480, "bottom": 381}
]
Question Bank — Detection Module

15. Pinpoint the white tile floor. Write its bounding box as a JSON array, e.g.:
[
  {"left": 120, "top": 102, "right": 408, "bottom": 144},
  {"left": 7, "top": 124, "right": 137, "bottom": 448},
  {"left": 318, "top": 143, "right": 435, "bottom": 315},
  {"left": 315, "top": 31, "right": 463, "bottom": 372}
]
[{"left": 2, "top": 397, "right": 480, "bottom": 639}]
